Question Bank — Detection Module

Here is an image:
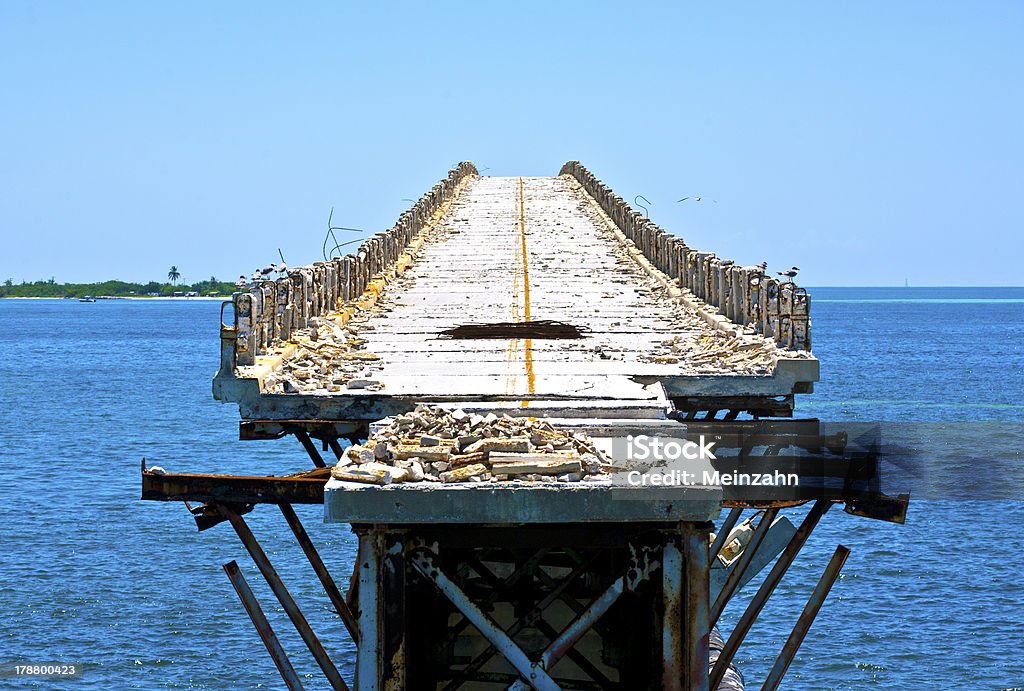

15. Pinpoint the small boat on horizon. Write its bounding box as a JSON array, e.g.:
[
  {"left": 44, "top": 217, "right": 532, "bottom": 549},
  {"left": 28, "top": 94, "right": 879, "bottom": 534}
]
[{"left": 79, "top": 296, "right": 97, "bottom": 303}]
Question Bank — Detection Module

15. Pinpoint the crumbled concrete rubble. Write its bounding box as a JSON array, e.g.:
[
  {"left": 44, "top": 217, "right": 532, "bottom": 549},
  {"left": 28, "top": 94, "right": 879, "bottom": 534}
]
[
  {"left": 642, "top": 331, "right": 779, "bottom": 375},
  {"left": 263, "top": 317, "right": 386, "bottom": 394},
  {"left": 330, "top": 404, "right": 612, "bottom": 485}
]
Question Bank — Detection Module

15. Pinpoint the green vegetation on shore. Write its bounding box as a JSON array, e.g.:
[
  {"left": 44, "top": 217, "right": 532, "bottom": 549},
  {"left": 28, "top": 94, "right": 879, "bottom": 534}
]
[{"left": 0, "top": 276, "right": 238, "bottom": 298}]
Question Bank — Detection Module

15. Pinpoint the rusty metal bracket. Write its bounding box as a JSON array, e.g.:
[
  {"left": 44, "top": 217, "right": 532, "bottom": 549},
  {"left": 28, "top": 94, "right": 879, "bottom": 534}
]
[
  {"left": 189, "top": 500, "right": 253, "bottom": 532},
  {"left": 844, "top": 493, "right": 910, "bottom": 524},
  {"left": 141, "top": 465, "right": 331, "bottom": 506}
]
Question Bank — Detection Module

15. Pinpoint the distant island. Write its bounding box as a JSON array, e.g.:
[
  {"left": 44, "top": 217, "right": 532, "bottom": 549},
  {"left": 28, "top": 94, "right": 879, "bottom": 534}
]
[{"left": 0, "top": 275, "right": 238, "bottom": 299}]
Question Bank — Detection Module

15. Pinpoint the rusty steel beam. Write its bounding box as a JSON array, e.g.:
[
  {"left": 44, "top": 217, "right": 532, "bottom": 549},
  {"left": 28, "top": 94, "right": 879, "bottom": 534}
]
[
  {"left": 662, "top": 539, "right": 686, "bottom": 691},
  {"left": 295, "top": 430, "right": 327, "bottom": 468},
  {"left": 682, "top": 525, "right": 711, "bottom": 691},
  {"left": 223, "top": 560, "right": 304, "bottom": 691},
  {"left": 279, "top": 503, "right": 360, "bottom": 644},
  {"left": 761, "top": 545, "right": 851, "bottom": 691},
  {"left": 326, "top": 437, "right": 346, "bottom": 461},
  {"left": 709, "top": 500, "right": 831, "bottom": 690},
  {"left": 659, "top": 528, "right": 714, "bottom": 691},
  {"left": 240, "top": 419, "right": 363, "bottom": 441},
  {"left": 141, "top": 466, "right": 330, "bottom": 505},
  {"left": 671, "top": 395, "right": 795, "bottom": 418},
  {"left": 218, "top": 505, "right": 350, "bottom": 691},
  {"left": 354, "top": 529, "right": 387, "bottom": 689},
  {"left": 680, "top": 418, "right": 821, "bottom": 436}
]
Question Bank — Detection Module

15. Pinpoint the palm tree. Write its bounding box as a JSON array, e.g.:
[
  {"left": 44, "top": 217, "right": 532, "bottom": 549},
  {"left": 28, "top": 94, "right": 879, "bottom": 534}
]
[{"left": 168, "top": 266, "right": 181, "bottom": 285}]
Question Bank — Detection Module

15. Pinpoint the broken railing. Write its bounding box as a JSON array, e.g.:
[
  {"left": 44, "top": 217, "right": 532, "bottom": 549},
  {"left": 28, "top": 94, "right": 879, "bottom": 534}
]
[
  {"left": 222, "top": 161, "right": 479, "bottom": 368},
  {"left": 560, "top": 161, "right": 811, "bottom": 350}
]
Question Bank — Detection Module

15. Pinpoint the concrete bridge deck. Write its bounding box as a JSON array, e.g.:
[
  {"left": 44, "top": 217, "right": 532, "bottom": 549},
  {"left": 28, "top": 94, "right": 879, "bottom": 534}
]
[
  {"left": 144, "top": 163, "right": 899, "bottom": 691},
  {"left": 213, "top": 162, "right": 817, "bottom": 424}
]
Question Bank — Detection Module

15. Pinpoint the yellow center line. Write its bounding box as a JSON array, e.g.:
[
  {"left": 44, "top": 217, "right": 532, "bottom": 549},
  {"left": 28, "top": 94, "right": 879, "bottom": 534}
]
[
  {"left": 518, "top": 176, "right": 531, "bottom": 322},
  {"left": 518, "top": 176, "right": 535, "bottom": 405}
]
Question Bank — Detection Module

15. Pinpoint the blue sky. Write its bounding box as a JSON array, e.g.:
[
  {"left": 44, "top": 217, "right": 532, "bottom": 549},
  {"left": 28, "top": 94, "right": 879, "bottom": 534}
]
[{"left": 2, "top": 2, "right": 1021, "bottom": 286}]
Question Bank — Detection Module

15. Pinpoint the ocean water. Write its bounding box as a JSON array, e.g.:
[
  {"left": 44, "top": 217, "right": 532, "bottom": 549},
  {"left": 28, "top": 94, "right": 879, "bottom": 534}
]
[{"left": 0, "top": 288, "right": 1021, "bottom": 690}]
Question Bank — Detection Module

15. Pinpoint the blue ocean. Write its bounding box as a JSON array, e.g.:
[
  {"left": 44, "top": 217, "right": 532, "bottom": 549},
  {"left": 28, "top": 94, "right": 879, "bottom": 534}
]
[{"left": 0, "top": 287, "right": 1021, "bottom": 689}]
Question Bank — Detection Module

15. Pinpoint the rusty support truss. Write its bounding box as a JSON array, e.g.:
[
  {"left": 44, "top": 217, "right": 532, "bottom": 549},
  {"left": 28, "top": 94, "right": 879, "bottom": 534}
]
[
  {"left": 279, "top": 503, "right": 360, "bottom": 643},
  {"left": 218, "top": 504, "right": 350, "bottom": 691},
  {"left": 709, "top": 500, "right": 831, "bottom": 689},
  {"left": 345, "top": 522, "right": 716, "bottom": 689},
  {"left": 223, "top": 560, "right": 305, "bottom": 691},
  {"left": 762, "top": 545, "right": 851, "bottom": 691}
]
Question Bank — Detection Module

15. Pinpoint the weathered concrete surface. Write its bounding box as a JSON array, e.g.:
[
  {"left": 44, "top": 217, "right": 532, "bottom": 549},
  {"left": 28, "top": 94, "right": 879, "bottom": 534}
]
[
  {"left": 324, "top": 478, "right": 722, "bottom": 524},
  {"left": 216, "top": 165, "right": 818, "bottom": 421}
]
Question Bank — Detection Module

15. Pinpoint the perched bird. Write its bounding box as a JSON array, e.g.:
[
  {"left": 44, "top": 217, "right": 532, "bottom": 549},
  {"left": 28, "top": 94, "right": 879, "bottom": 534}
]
[
  {"left": 259, "top": 263, "right": 277, "bottom": 277},
  {"left": 757, "top": 261, "right": 768, "bottom": 272},
  {"left": 719, "top": 259, "right": 735, "bottom": 267},
  {"left": 250, "top": 270, "right": 261, "bottom": 283},
  {"left": 276, "top": 263, "right": 288, "bottom": 276},
  {"left": 235, "top": 275, "right": 247, "bottom": 289},
  {"left": 776, "top": 266, "right": 799, "bottom": 282}
]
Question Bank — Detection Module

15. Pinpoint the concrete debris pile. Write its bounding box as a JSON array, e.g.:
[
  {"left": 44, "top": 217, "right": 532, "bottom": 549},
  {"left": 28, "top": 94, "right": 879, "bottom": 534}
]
[
  {"left": 263, "top": 317, "right": 385, "bottom": 394},
  {"left": 330, "top": 405, "right": 612, "bottom": 485},
  {"left": 645, "top": 332, "right": 779, "bottom": 375}
]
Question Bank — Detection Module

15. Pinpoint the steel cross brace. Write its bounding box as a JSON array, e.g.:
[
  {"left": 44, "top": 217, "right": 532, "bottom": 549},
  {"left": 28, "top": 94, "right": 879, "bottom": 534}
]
[
  {"left": 448, "top": 551, "right": 610, "bottom": 690},
  {"left": 409, "top": 544, "right": 660, "bottom": 691},
  {"left": 442, "top": 547, "right": 554, "bottom": 653}
]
